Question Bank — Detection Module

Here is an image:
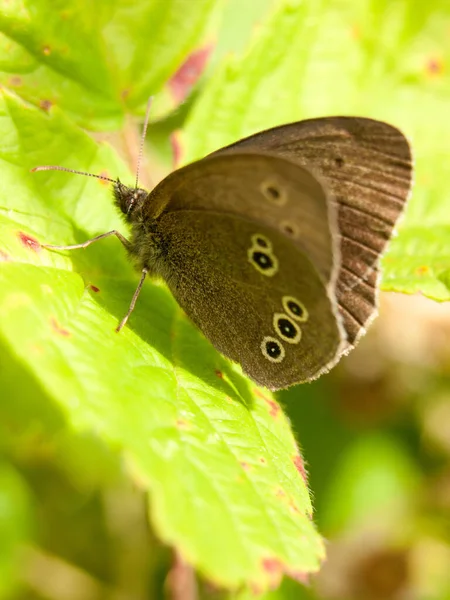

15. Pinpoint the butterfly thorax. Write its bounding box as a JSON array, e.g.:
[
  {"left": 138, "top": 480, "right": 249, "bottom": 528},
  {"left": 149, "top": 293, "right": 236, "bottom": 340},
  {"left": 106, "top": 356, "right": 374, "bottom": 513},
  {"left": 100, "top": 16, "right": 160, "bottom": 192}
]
[{"left": 113, "top": 180, "right": 171, "bottom": 277}]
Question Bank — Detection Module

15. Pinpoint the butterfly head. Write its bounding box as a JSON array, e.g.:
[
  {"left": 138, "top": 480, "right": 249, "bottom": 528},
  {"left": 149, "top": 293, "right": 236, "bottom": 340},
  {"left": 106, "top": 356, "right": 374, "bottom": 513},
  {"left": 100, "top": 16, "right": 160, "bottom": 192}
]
[{"left": 113, "top": 180, "right": 148, "bottom": 222}]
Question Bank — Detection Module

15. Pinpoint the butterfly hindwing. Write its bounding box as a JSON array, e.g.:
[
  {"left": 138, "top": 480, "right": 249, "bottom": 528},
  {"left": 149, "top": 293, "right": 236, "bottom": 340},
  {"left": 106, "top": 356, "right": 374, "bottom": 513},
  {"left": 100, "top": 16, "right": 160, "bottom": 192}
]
[{"left": 153, "top": 211, "right": 342, "bottom": 389}]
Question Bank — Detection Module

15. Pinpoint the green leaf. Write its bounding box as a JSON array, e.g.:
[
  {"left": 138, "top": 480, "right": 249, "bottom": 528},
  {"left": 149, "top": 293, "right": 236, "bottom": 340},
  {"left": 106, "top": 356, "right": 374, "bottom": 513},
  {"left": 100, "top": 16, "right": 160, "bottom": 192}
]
[
  {"left": 0, "top": 461, "right": 32, "bottom": 598},
  {"left": 0, "top": 0, "right": 220, "bottom": 128},
  {"left": 182, "top": 0, "right": 450, "bottom": 302},
  {"left": 0, "top": 91, "right": 324, "bottom": 590}
]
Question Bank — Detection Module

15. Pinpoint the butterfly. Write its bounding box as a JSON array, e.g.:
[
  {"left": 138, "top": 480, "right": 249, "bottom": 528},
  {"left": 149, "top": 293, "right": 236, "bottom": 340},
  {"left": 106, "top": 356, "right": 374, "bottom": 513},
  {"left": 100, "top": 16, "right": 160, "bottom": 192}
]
[{"left": 34, "top": 110, "right": 413, "bottom": 390}]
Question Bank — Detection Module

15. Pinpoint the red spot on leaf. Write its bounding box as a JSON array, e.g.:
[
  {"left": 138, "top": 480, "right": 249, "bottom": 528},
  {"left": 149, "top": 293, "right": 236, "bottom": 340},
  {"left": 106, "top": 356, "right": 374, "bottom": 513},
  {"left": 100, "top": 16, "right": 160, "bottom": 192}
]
[
  {"left": 18, "top": 232, "right": 40, "bottom": 252},
  {"left": 254, "top": 388, "right": 280, "bottom": 418},
  {"left": 262, "top": 557, "right": 282, "bottom": 573},
  {"left": 261, "top": 557, "right": 284, "bottom": 589},
  {"left": 426, "top": 57, "right": 444, "bottom": 75},
  {"left": 50, "top": 317, "right": 71, "bottom": 337},
  {"left": 286, "top": 568, "right": 310, "bottom": 584},
  {"left": 42, "top": 45, "right": 51, "bottom": 56},
  {"left": 39, "top": 99, "right": 52, "bottom": 112},
  {"left": 169, "top": 46, "right": 212, "bottom": 102},
  {"left": 9, "top": 76, "right": 22, "bottom": 87},
  {"left": 215, "top": 369, "right": 223, "bottom": 379},
  {"left": 266, "top": 398, "right": 279, "bottom": 418},
  {"left": 170, "top": 132, "right": 183, "bottom": 168},
  {"left": 89, "top": 284, "right": 100, "bottom": 293},
  {"left": 293, "top": 454, "right": 308, "bottom": 482},
  {"left": 261, "top": 557, "right": 312, "bottom": 589}
]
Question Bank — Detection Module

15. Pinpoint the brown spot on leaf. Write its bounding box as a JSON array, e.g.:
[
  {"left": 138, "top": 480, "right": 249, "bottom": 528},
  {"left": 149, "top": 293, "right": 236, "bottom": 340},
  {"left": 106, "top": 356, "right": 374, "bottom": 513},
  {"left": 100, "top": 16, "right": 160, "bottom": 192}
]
[
  {"left": 42, "top": 45, "right": 51, "bottom": 56},
  {"left": 89, "top": 284, "right": 100, "bottom": 293},
  {"left": 169, "top": 45, "right": 212, "bottom": 101},
  {"left": 240, "top": 461, "right": 251, "bottom": 471},
  {"left": 293, "top": 454, "right": 308, "bottom": 482},
  {"left": 39, "top": 99, "right": 52, "bottom": 112},
  {"left": 0, "top": 250, "right": 11, "bottom": 262},
  {"left": 215, "top": 369, "right": 223, "bottom": 379},
  {"left": 176, "top": 419, "right": 189, "bottom": 429},
  {"left": 50, "top": 317, "right": 71, "bottom": 337},
  {"left": 18, "top": 232, "right": 40, "bottom": 252},
  {"left": 9, "top": 76, "right": 22, "bottom": 87},
  {"left": 259, "top": 456, "right": 267, "bottom": 465}
]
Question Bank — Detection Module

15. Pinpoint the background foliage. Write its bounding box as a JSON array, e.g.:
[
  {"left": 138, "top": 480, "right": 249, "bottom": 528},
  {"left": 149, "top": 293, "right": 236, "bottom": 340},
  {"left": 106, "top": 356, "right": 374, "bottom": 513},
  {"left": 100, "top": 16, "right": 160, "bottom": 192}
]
[{"left": 0, "top": 0, "right": 449, "bottom": 598}]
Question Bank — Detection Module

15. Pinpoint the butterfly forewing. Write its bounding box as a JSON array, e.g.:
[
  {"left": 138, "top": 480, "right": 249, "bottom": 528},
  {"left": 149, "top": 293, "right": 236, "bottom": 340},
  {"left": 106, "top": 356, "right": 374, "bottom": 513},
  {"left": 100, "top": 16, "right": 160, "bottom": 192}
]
[{"left": 147, "top": 152, "right": 339, "bottom": 288}]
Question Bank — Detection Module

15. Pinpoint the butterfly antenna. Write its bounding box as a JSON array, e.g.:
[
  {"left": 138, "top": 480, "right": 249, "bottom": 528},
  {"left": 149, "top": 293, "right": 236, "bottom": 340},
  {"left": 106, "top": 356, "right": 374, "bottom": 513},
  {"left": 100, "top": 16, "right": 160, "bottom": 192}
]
[
  {"left": 135, "top": 96, "right": 153, "bottom": 190},
  {"left": 31, "top": 165, "right": 116, "bottom": 184}
]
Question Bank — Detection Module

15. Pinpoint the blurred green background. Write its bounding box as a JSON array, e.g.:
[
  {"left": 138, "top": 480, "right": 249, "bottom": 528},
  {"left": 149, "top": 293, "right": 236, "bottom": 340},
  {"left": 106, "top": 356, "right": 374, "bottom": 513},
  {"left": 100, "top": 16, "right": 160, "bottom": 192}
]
[{"left": 0, "top": 0, "right": 449, "bottom": 599}]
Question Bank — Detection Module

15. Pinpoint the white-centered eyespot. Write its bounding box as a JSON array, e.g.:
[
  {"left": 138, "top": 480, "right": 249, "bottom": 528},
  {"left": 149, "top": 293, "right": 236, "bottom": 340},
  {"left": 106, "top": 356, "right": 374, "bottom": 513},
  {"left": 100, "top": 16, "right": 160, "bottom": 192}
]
[
  {"left": 282, "top": 295, "right": 308, "bottom": 322},
  {"left": 261, "top": 336, "right": 285, "bottom": 363},
  {"left": 273, "top": 312, "right": 301, "bottom": 344},
  {"left": 247, "top": 247, "right": 279, "bottom": 277},
  {"left": 250, "top": 233, "right": 273, "bottom": 251},
  {"left": 260, "top": 179, "right": 287, "bottom": 206}
]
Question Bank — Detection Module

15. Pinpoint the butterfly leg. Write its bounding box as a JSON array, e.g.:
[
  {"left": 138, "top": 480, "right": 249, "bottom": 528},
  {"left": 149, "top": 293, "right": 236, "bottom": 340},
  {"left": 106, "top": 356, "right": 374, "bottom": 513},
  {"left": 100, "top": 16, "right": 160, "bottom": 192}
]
[
  {"left": 116, "top": 268, "right": 148, "bottom": 332},
  {"left": 42, "top": 230, "right": 131, "bottom": 251}
]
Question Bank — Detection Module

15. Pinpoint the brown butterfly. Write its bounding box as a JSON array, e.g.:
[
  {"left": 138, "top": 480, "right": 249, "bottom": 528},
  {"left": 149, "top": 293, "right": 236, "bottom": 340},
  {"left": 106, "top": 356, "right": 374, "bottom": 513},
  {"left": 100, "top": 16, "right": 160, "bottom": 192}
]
[{"left": 34, "top": 111, "right": 413, "bottom": 390}]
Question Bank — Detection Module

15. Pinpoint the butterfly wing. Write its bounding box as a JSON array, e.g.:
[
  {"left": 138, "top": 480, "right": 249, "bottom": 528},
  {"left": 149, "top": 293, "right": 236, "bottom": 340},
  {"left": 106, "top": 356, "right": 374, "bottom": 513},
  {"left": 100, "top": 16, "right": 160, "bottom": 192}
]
[
  {"left": 146, "top": 153, "right": 344, "bottom": 389},
  {"left": 211, "top": 117, "right": 413, "bottom": 345}
]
